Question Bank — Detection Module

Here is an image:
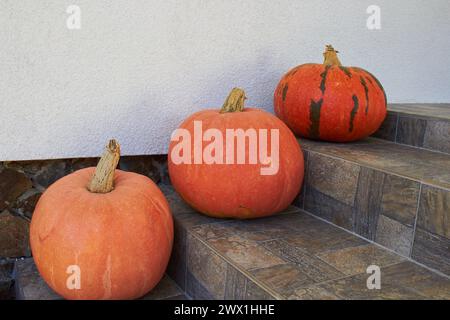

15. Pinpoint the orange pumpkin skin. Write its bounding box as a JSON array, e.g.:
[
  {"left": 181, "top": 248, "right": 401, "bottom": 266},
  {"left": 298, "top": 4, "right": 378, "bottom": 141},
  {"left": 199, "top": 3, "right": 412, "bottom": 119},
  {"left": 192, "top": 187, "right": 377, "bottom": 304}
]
[
  {"left": 168, "top": 107, "right": 304, "bottom": 219},
  {"left": 30, "top": 168, "right": 173, "bottom": 300},
  {"left": 274, "top": 51, "right": 387, "bottom": 142}
]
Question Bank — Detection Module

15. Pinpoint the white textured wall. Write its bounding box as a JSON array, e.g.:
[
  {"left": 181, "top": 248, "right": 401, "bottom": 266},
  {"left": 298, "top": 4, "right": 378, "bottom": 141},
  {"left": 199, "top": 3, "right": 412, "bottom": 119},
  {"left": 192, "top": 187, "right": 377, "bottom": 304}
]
[{"left": 1, "top": 0, "right": 449, "bottom": 160}]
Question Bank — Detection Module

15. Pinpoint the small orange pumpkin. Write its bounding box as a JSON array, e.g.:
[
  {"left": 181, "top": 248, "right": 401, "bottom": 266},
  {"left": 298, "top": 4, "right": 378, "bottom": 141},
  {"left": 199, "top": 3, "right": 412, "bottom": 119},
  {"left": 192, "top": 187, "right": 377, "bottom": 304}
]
[
  {"left": 274, "top": 45, "right": 387, "bottom": 142},
  {"left": 168, "top": 88, "right": 304, "bottom": 219},
  {"left": 30, "top": 140, "right": 173, "bottom": 300}
]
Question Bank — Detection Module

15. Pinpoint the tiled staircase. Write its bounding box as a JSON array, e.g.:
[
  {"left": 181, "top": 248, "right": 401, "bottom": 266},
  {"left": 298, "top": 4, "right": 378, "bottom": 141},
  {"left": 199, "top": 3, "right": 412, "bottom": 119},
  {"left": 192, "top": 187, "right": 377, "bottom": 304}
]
[{"left": 14, "top": 104, "right": 450, "bottom": 300}]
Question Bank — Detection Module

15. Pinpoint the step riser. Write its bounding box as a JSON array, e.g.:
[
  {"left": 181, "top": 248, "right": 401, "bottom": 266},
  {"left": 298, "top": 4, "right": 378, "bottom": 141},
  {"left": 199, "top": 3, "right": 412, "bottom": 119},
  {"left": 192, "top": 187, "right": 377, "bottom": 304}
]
[
  {"left": 373, "top": 105, "right": 450, "bottom": 154},
  {"left": 297, "top": 148, "right": 450, "bottom": 276}
]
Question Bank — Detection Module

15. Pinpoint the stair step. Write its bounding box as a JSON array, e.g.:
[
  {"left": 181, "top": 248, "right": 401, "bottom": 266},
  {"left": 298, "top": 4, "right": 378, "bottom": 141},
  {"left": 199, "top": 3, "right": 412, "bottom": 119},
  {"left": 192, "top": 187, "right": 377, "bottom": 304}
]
[
  {"left": 373, "top": 104, "right": 450, "bottom": 154},
  {"left": 14, "top": 258, "right": 187, "bottom": 300},
  {"left": 161, "top": 186, "right": 450, "bottom": 300},
  {"left": 298, "top": 137, "right": 450, "bottom": 275}
]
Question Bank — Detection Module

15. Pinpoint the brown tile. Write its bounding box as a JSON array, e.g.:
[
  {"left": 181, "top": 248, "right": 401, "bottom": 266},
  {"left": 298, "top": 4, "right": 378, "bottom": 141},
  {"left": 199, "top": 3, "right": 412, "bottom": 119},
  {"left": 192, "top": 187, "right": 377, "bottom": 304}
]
[
  {"left": 207, "top": 235, "right": 286, "bottom": 271},
  {"left": 282, "top": 223, "right": 367, "bottom": 255},
  {"left": 372, "top": 112, "right": 398, "bottom": 141},
  {"left": 301, "top": 138, "right": 450, "bottom": 190},
  {"left": 307, "top": 153, "right": 360, "bottom": 206},
  {"left": 388, "top": 104, "right": 450, "bottom": 120},
  {"left": 412, "top": 228, "right": 450, "bottom": 276},
  {"left": 261, "top": 240, "right": 344, "bottom": 282},
  {"left": 380, "top": 174, "right": 420, "bottom": 226},
  {"left": 288, "top": 285, "right": 341, "bottom": 300},
  {"left": 224, "top": 265, "right": 246, "bottom": 299},
  {"left": 353, "top": 167, "right": 384, "bottom": 240},
  {"left": 317, "top": 244, "right": 404, "bottom": 276},
  {"left": 159, "top": 185, "right": 196, "bottom": 215},
  {"left": 140, "top": 275, "right": 183, "bottom": 300},
  {"left": 250, "top": 263, "right": 314, "bottom": 298},
  {"left": 375, "top": 215, "right": 414, "bottom": 257},
  {"left": 396, "top": 116, "right": 427, "bottom": 147},
  {"left": 381, "top": 261, "right": 450, "bottom": 299},
  {"left": 304, "top": 187, "right": 354, "bottom": 229},
  {"left": 245, "top": 280, "right": 276, "bottom": 300},
  {"left": 186, "top": 234, "right": 228, "bottom": 299},
  {"left": 423, "top": 120, "right": 450, "bottom": 154},
  {"left": 321, "top": 272, "right": 426, "bottom": 300},
  {"left": 417, "top": 185, "right": 450, "bottom": 238}
]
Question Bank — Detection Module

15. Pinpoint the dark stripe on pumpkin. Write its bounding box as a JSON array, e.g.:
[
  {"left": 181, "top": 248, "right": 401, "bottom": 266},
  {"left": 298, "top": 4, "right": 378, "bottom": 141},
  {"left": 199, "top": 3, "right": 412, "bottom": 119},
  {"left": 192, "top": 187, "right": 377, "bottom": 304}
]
[
  {"left": 282, "top": 84, "right": 289, "bottom": 102},
  {"left": 309, "top": 98, "right": 323, "bottom": 138},
  {"left": 360, "top": 76, "right": 370, "bottom": 115},
  {"left": 353, "top": 67, "right": 387, "bottom": 105},
  {"left": 339, "top": 66, "right": 352, "bottom": 78},
  {"left": 349, "top": 95, "right": 359, "bottom": 133},
  {"left": 319, "top": 65, "right": 331, "bottom": 94}
]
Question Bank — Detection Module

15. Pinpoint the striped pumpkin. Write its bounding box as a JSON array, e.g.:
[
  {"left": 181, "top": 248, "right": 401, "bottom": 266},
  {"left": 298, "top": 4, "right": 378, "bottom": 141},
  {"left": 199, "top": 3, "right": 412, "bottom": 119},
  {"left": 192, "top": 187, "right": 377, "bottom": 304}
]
[{"left": 274, "top": 45, "right": 387, "bottom": 142}]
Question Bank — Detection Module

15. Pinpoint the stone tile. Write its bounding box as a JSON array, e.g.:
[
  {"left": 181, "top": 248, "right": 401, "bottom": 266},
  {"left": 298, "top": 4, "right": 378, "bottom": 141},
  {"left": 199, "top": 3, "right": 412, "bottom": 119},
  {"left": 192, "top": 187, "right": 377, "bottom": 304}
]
[
  {"left": 162, "top": 294, "right": 190, "bottom": 300},
  {"left": 353, "top": 167, "right": 385, "bottom": 240},
  {"left": 245, "top": 280, "right": 276, "bottom": 300},
  {"left": 375, "top": 215, "right": 414, "bottom": 257},
  {"left": 187, "top": 234, "right": 228, "bottom": 299},
  {"left": 185, "top": 270, "right": 214, "bottom": 300},
  {"left": 412, "top": 228, "right": 450, "bottom": 276},
  {"left": 287, "top": 285, "right": 341, "bottom": 300},
  {"left": 14, "top": 258, "right": 61, "bottom": 300},
  {"left": 293, "top": 149, "right": 309, "bottom": 209},
  {"left": 304, "top": 186, "right": 354, "bottom": 229},
  {"left": 261, "top": 240, "right": 344, "bottom": 282},
  {"left": 321, "top": 271, "right": 426, "bottom": 300},
  {"left": 300, "top": 138, "right": 450, "bottom": 189},
  {"left": 396, "top": 116, "right": 427, "bottom": 147},
  {"left": 317, "top": 244, "right": 404, "bottom": 276},
  {"left": 372, "top": 112, "right": 397, "bottom": 141},
  {"left": 207, "top": 235, "right": 286, "bottom": 271},
  {"left": 0, "top": 168, "right": 32, "bottom": 211},
  {"left": 423, "top": 120, "right": 450, "bottom": 154},
  {"left": 417, "top": 185, "right": 450, "bottom": 238},
  {"left": 224, "top": 265, "right": 247, "bottom": 299},
  {"left": 282, "top": 223, "right": 367, "bottom": 255},
  {"left": 0, "top": 210, "right": 30, "bottom": 257},
  {"left": 307, "top": 153, "right": 360, "bottom": 206},
  {"left": 380, "top": 174, "right": 420, "bottom": 226},
  {"left": 141, "top": 275, "right": 183, "bottom": 300},
  {"left": 119, "top": 155, "right": 167, "bottom": 184},
  {"left": 388, "top": 104, "right": 450, "bottom": 120},
  {"left": 381, "top": 261, "right": 450, "bottom": 299},
  {"left": 250, "top": 263, "right": 314, "bottom": 298}
]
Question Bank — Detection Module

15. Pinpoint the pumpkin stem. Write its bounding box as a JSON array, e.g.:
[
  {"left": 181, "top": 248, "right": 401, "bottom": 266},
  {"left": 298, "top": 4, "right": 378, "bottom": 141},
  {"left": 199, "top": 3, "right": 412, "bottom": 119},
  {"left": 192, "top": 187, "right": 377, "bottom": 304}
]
[
  {"left": 323, "top": 45, "right": 342, "bottom": 66},
  {"left": 87, "top": 139, "right": 121, "bottom": 193},
  {"left": 220, "top": 88, "right": 247, "bottom": 113}
]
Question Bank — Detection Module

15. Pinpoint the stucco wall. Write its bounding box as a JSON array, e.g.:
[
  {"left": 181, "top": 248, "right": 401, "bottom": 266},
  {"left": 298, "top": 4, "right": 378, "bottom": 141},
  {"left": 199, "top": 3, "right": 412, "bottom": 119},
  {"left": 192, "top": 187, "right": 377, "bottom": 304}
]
[{"left": 1, "top": 0, "right": 449, "bottom": 160}]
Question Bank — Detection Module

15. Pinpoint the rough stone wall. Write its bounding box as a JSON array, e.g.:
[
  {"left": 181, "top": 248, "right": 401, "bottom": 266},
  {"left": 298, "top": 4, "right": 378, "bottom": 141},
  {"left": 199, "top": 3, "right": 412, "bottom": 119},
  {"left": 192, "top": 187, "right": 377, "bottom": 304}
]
[{"left": 0, "top": 155, "right": 168, "bottom": 299}]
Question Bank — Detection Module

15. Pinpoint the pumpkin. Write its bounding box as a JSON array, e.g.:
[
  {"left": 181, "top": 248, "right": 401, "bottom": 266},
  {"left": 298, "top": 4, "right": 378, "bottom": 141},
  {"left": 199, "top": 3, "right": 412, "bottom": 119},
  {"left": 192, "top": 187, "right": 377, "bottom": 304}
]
[
  {"left": 274, "top": 45, "right": 387, "bottom": 142},
  {"left": 30, "top": 140, "right": 173, "bottom": 300},
  {"left": 168, "top": 88, "right": 304, "bottom": 219}
]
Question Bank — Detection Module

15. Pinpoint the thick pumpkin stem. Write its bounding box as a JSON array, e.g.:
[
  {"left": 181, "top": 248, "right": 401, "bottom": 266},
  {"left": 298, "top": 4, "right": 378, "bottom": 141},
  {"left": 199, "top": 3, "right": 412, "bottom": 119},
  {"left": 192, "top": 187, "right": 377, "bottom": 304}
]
[
  {"left": 87, "top": 139, "right": 121, "bottom": 193},
  {"left": 323, "top": 45, "right": 342, "bottom": 66},
  {"left": 220, "top": 88, "right": 246, "bottom": 113}
]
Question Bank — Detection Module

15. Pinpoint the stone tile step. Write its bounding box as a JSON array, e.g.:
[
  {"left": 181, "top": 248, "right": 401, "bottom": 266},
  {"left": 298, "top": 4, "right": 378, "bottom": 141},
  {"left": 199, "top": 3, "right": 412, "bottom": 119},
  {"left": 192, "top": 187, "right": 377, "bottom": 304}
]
[
  {"left": 298, "top": 137, "right": 450, "bottom": 275},
  {"left": 373, "top": 103, "right": 450, "bottom": 154},
  {"left": 161, "top": 185, "right": 450, "bottom": 300},
  {"left": 14, "top": 258, "right": 188, "bottom": 300}
]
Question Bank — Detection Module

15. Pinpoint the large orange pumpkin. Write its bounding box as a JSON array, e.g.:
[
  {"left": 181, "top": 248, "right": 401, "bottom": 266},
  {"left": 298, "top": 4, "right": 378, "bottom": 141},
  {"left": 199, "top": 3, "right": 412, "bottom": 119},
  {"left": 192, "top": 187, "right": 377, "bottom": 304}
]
[
  {"left": 274, "top": 45, "right": 387, "bottom": 142},
  {"left": 30, "top": 140, "right": 173, "bottom": 300},
  {"left": 168, "top": 88, "right": 304, "bottom": 219}
]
